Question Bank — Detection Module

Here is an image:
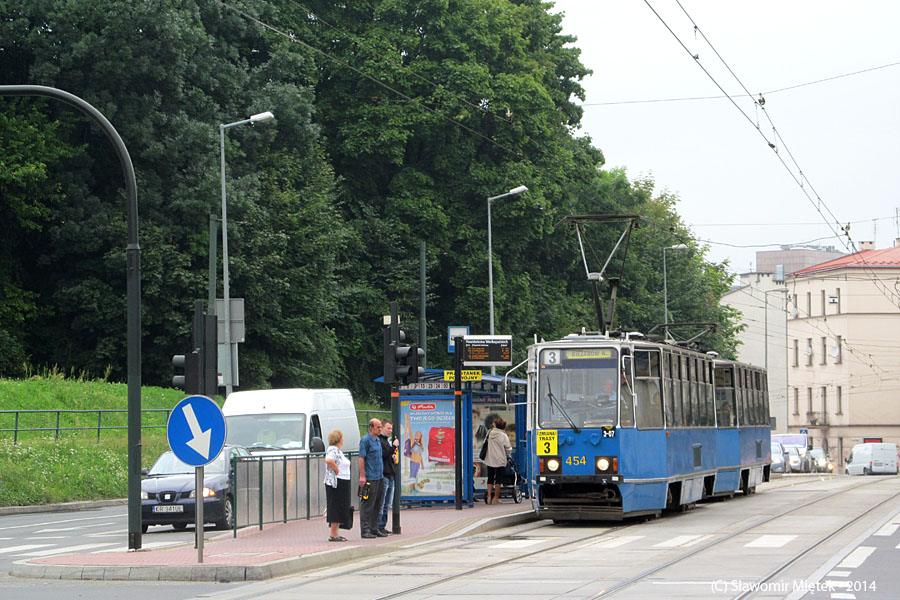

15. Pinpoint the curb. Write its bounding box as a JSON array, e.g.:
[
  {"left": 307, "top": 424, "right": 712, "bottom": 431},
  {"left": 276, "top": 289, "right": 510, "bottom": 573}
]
[
  {"left": 10, "top": 509, "right": 537, "bottom": 582},
  {"left": 0, "top": 498, "right": 127, "bottom": 517}
]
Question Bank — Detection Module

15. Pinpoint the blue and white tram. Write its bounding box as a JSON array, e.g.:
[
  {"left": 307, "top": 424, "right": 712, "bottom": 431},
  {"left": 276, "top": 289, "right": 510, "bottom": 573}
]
[{"left": 526, "top": 331, "right": 771, "bottom": 521}]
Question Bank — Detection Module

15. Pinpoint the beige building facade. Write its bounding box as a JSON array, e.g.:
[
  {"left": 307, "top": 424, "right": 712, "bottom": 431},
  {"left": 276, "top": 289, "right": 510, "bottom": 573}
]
[{"left": 786, "top": 242, "right": 900, "bottom": 466}]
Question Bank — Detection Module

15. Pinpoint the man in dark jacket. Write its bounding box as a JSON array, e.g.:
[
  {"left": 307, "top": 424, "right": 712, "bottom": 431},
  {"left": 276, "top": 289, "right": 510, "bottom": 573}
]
[{"left": 378, "top": 419, "right": 399, "bottom": 535}]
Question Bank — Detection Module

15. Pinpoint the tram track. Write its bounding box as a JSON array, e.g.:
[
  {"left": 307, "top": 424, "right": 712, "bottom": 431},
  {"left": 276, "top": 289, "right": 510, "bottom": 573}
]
[{"left": 589, "top": 476, "right": 898, "bottom": 598}]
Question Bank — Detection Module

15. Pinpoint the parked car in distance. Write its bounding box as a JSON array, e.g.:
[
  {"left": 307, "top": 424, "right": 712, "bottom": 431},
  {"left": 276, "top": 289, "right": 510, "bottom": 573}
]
[
  {"left": 785, "top": 446, "right": 803, "bottom": 473},
  {"left": 141, "top": 445, "right": 250, "bottom": 532},
  {"left": 845, "top": 442, "right": 900, "bottom": 476},
  {"left": 772, "top": 433, "right": 812, "bottom": 472},
  {"left": 809, "top": 448, "right": 834, "bottom": 473},
  {"left": 771, "top": 442, "right": 791, "bottom": 474}
]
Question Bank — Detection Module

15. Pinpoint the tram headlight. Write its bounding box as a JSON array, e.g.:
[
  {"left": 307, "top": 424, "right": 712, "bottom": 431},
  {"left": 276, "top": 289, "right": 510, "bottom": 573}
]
[
  {"left": 595, "top": 456, "right": 617, "bottom": 474},
  {"left": 546, "top": 458, "right": 561, "bottom": 473}
]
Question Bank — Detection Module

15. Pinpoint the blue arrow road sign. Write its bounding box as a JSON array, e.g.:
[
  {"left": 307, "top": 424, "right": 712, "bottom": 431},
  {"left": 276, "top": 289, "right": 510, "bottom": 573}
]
[{"left": 167, "top": 395, "right": 226, "bottom": 467}]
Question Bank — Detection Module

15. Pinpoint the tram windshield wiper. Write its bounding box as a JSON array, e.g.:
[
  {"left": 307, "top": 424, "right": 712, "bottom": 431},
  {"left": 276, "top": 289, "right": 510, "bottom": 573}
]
[{"left": 546, "top": 378, "right": 580, "bottom": 434}]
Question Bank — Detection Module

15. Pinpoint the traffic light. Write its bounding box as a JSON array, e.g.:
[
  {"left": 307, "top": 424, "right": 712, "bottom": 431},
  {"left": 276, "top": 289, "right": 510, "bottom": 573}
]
[
  {"left": 383, "top": 327, "right": 425, "bottom": 386},
  {"left": 172, "top": 351, "right": 201, "bottom": 395}
]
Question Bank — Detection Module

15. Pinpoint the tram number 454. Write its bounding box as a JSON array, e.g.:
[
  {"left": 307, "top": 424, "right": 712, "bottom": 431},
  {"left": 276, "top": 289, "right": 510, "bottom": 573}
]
[{"left": 565, "top": 456, "right": 586, "bottom": 465}]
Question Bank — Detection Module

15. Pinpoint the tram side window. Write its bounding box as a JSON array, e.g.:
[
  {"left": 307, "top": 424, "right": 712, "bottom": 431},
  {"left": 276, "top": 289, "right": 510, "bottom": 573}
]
[
  {"left": 663, "top": 353, "right": 675, "bottom": 428},
  {"left": 762, "top": 373, "right": 770, "bottom": 425},
  {"left": 620, "top": 356, "right": 635, "bottom": 428},
  {"left": 753, "top": 372, "right": 762, "bottom": 425},
  {"left": 705, "top": 362, "right": 715, "bottom": 427},
  {"left": 689, "top": 357, "right": 700, "bottom": 427},
  {"left": 741, "top": 369, "right": 752, "bottom": 426},
  {"left": 634, "top": 350, "right": 663, "bottom": 429},
  {"left": 670, "top": 355, "right": 683, "bottom": 427},
  {"left": 714, "top": 366, "right": 736, "bottom": 428}
]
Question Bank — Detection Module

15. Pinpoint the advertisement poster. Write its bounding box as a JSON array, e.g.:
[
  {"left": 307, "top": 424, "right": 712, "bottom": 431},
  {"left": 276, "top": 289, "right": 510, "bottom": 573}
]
[
  {"left": 472, "top": 403, "right": 516, "bottom": 492},
  {"left": 400, "top": 399, "right": 456, "bottom": 498}
]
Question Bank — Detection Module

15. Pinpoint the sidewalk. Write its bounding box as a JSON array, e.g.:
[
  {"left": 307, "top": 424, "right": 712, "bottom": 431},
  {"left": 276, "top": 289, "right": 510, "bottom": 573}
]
[{"left": 11, "top": 500, "right": 535, "bottom": 582}]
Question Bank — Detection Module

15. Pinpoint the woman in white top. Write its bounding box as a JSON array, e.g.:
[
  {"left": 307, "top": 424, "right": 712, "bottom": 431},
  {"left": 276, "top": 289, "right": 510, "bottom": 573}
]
[
  {"left": 484, "top": 418, "right": 512, "bottom": 504},
  {"left": 324, "top": 429, "right": 352, "bottom": 541}
]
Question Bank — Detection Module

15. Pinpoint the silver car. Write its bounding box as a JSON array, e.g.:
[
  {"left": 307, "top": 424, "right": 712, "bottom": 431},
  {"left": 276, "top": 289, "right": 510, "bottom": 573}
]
[{"left": 771, "top": 442, "right": 791, "bottom": 474}]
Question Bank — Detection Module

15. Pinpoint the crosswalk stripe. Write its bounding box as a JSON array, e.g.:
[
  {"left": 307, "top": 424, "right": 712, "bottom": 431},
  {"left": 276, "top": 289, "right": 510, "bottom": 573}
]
[
  {"left": 654, "top": 535, "right": 703, "bottom": 548},
  {"left": 745, "top": 535, "right": 796, "bottom": 548},
  {"left": 873, "top": 523, "right": 898, "bottom": 537},
  {"left": 0, "top": 513, "right": 125, "bottom": 532},
  {"left": 16, "top": 542, "right": 118, "bottom": 557},
  {"left": 0, "top": 544, "right": 54, "bottom": 554},
  {"left": 490, "top": 539, "right": 548, "bottom": 549},
  {"left": 837, "top": 546, "right": 876, "bottom": 569},
  {"left": 585, "top": 535, "right": 644, "bottom": 549},
  {"left": 35, "top": 522, "right": 113, "bottom": 534}
]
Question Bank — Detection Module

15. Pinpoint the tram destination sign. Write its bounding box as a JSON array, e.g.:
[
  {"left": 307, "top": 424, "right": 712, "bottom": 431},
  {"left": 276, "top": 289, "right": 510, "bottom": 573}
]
[{"left": 463, "top": 335, "right": 512, "bottom": 367}]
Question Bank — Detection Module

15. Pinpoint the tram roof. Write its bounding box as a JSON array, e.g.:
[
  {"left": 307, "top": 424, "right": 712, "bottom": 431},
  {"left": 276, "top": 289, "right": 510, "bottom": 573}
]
[{"left": 374, "top": 368, "right": 526, "bottom": 386}]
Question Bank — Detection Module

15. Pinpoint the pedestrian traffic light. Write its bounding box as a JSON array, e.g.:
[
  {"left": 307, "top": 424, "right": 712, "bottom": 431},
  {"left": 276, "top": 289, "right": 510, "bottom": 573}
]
[
  {"left": 406, "top": 345, "right": 425, "bottom": 384},
  {"left": 172, "top": 351, "right": 201, "bottom": 395}
]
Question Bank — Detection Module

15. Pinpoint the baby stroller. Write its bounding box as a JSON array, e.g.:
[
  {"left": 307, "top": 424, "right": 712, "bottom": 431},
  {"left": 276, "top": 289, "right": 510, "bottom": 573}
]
[{"left": 481, "top": 456, "right": 523, "bottom": 504}]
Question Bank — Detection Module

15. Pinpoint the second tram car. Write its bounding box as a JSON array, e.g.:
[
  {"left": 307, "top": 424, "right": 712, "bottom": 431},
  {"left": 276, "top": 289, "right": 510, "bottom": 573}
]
[{"left": 527, "top": 331, "right": 771, "bottom": 521}]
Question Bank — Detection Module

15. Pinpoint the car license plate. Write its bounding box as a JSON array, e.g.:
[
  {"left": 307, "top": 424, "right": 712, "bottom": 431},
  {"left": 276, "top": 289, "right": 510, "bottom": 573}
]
[{"left": 152, "top": 505, "right": 183, "bottom": 513}]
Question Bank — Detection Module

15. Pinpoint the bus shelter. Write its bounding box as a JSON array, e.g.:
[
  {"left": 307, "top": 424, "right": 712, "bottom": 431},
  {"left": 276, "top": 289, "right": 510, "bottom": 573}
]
[{"left": 378, "top": 369, "right": 526, "bottom": 505}]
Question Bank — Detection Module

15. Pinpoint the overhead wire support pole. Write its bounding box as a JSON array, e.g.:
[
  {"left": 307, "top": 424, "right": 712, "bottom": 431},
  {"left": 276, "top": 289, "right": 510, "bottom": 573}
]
[{"left": 0, "top": 85, "right": 143, "bottom": 550}]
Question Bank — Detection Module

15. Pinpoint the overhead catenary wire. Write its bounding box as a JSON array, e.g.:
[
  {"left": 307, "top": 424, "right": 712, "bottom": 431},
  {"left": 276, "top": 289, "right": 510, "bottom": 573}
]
[{"left": 644, "top": 0, "right": 900, "bottom": 308}]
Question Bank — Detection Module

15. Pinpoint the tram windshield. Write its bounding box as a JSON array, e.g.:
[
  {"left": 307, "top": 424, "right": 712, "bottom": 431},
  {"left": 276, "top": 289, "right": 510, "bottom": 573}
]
[{"left": 538, "top": 347, "right": 619, "bottom": 429}]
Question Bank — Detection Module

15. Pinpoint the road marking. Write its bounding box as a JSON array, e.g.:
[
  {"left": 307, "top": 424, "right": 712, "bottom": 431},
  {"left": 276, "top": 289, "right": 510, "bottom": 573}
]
[
  {"left": 830, "top": 594, "right": 856, "bottom": 599},
  {"left": 490, "top": 539, "right": 548, "bottom": 549},
  {"left": 16, "top": 543, "right": 118, "bottom": 557},
  {"left": 826, "top": 581, "right": 852, "bottom": 589},
  {"left": 873, "top": 523, "right": 898, "bottom": 537},
  {"left": 745, "top": 535, "right": 797, "bottom": 548},
  {"left": 654, "top": 535, "right": 703, "bottom": 548},
  {"left": 828, "top": 570, "right": 851, "bottom": 577},
  {"left": 25, "top": 536, "right": 69, "bottom": 540},
  {"left": 836, "top": 546, "right": 876, "bottom": 569},
  {"left": 35, "top": 522, "right": 114, "bottom": 533},
  {"left": 584, "top": 535, "right": 644, "bottom": 549},
  {"left": 0, "top": 544, "right": 54, "bottom": 554},
  {"left": 86, "top": 530, "right": 125, "bottom": 538},
  {"left": 0, "top": 513, "right": 126, "bottom": 532}
]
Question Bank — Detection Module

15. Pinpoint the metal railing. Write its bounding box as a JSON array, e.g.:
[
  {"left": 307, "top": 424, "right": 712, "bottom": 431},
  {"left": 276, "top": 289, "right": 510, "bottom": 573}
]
[
  {"left": 0, "top": 409, "right": 172, "bottom": 444},
  {"left": 0, "top": 408, "right": 391, "bottom": 444},
  {"left": 232, "top": 451, "right": 361, "bottom": 535}
]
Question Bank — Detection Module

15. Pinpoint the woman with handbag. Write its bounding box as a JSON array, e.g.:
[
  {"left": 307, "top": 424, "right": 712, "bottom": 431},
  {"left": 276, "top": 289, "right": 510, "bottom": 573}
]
[{"left": 324, "top": 430, "right": 351, "bottom": 542}]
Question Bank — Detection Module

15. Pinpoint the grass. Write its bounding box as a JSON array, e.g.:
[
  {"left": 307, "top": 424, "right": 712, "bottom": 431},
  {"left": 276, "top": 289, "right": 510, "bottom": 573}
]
[{"left": 0, "top": 374, "right": 388, "bottom": 507}]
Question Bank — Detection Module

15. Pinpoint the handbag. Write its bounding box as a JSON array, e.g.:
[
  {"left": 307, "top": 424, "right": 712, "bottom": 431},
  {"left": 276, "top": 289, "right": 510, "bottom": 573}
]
[
  {"left": 479, "top": 436, "right": 489, "bottom": 461},
  {"left": 339, "top": 506, "right": 354, "bottom": 530}
]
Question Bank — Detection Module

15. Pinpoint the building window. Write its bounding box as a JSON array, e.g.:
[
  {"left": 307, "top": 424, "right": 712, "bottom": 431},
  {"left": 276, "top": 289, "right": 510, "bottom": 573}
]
[
  {"left": 792, "top": 293, "right": 798, "bottom": 317},
  {"left": 792, "top": 339, "right": 799, "bottom": 367},
  {"left": 806, "top": 338, "right": 813, "bottom": 366},
  {"left": 806, "top": 292, "right": 811, "bottom": 316},
  {"left": 793, "top": 388, "right": 799, "bottom": 415},
  {"left": 821, "top": 337, "right": 827, "bottom": 365},
  {"left": 807, "top": 387, "right": 812, "bottom": 413},
  {"left": 836, "top": 386, "right": 842, "bottom": 414},
  {"left": 835, "top": 288, "right": 841, "bottom": 314},
  {"left": 821, "top": 290, "right": 826, "bottom": 316},
  {"left": 835, "top": 336, "right": 842, "bottom": 364},
  {"left": 821, "top": 386, "right": 827, "bottom": 413}
]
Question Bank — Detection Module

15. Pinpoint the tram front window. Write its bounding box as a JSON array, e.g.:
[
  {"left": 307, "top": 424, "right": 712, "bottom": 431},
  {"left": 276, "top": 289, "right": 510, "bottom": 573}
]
[{"left": 538, "top": 347, "right": 619, "bottom": 429}]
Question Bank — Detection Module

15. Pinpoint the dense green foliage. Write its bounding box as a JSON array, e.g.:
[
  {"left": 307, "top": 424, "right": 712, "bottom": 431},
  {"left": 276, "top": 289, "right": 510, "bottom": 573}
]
[{"left": 0, "top": 1, "right": 740, "bottom": 404}]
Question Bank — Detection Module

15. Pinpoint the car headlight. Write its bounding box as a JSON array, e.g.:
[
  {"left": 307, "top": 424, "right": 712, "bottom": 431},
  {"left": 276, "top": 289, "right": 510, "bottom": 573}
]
[
  {"left": 141, "top": 490, "right": 148, "bottom": 500},
  {"left": 597, "top": 457, "right": 610, "bottom": 471},
  {"left": 188, "top": 487, "right": 215, "bottom": 499},
  {"left": 547, "top": 458, "right": 561, "bottom": 472}
]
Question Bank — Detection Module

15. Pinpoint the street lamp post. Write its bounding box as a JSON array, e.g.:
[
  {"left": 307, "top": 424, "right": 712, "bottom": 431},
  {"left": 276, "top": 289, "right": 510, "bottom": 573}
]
[
  {"left": 487, "top": 185, "right": 527, "bottom": 375},
  {"left": 220, "top": 111, "right": 274, "bottom": 397},
  {"left": 764, "top": 287, "right": 789, "bottom": 430},
  {"left": 662, "top": 244, "right": 688, "bottom": 340}
]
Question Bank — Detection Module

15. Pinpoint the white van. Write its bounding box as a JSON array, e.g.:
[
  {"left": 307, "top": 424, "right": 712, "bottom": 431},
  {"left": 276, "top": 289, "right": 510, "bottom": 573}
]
[
  {"left": 845, "top": 442, "right": 899, "bottom": 476},
  {"left": 222, "top": 389, "right": 360, "bottom": 455}
]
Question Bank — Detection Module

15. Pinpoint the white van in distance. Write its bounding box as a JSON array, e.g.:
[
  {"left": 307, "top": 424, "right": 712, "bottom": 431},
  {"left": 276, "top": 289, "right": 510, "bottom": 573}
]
[
  {"left": 845, "top": 442, "right": 899, "bottom": 476},
  {"left": 222, "top": 389, "right": 360, "bottom": 455}
]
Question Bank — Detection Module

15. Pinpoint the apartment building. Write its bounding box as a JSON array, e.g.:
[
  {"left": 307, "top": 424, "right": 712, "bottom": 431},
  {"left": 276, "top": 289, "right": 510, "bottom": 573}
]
[{"left": 786, "top": 241, "right": 900, "bottom": 465}]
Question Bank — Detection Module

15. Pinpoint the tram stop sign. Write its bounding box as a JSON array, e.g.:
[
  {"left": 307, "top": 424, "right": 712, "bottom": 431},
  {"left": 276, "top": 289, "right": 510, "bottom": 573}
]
[{"left": 167, "top": 395, "right": 227, "bottom": 467}]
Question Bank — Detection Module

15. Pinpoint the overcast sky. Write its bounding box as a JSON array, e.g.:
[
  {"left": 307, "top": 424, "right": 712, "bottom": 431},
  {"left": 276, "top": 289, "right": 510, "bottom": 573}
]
[{"left": 552, "top": 1, "right": 900, "bottom": 275}]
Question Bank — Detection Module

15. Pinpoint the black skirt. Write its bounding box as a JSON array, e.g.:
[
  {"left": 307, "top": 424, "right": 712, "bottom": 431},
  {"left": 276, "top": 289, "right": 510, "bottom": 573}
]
[{"left": 325, "top": 477, "right": 351, "bottom": 524}]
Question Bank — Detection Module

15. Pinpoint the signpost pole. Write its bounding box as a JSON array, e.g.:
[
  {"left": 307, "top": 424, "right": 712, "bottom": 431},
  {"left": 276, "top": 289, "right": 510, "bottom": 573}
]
[
  {"left": 453, "top": 336, "right": 464, "bottom": 510},
  {"left": 196, "top": 465, "right": 204, "bottom": 562},
  {"left": 391, "top": 387, "right": 401, "bottom": 534}
]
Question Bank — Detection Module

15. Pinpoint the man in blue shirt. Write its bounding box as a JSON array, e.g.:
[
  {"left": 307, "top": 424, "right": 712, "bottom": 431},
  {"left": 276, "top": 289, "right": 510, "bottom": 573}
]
[{"left": 358, "top": 418, "right": 385, "bottom": 538}]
